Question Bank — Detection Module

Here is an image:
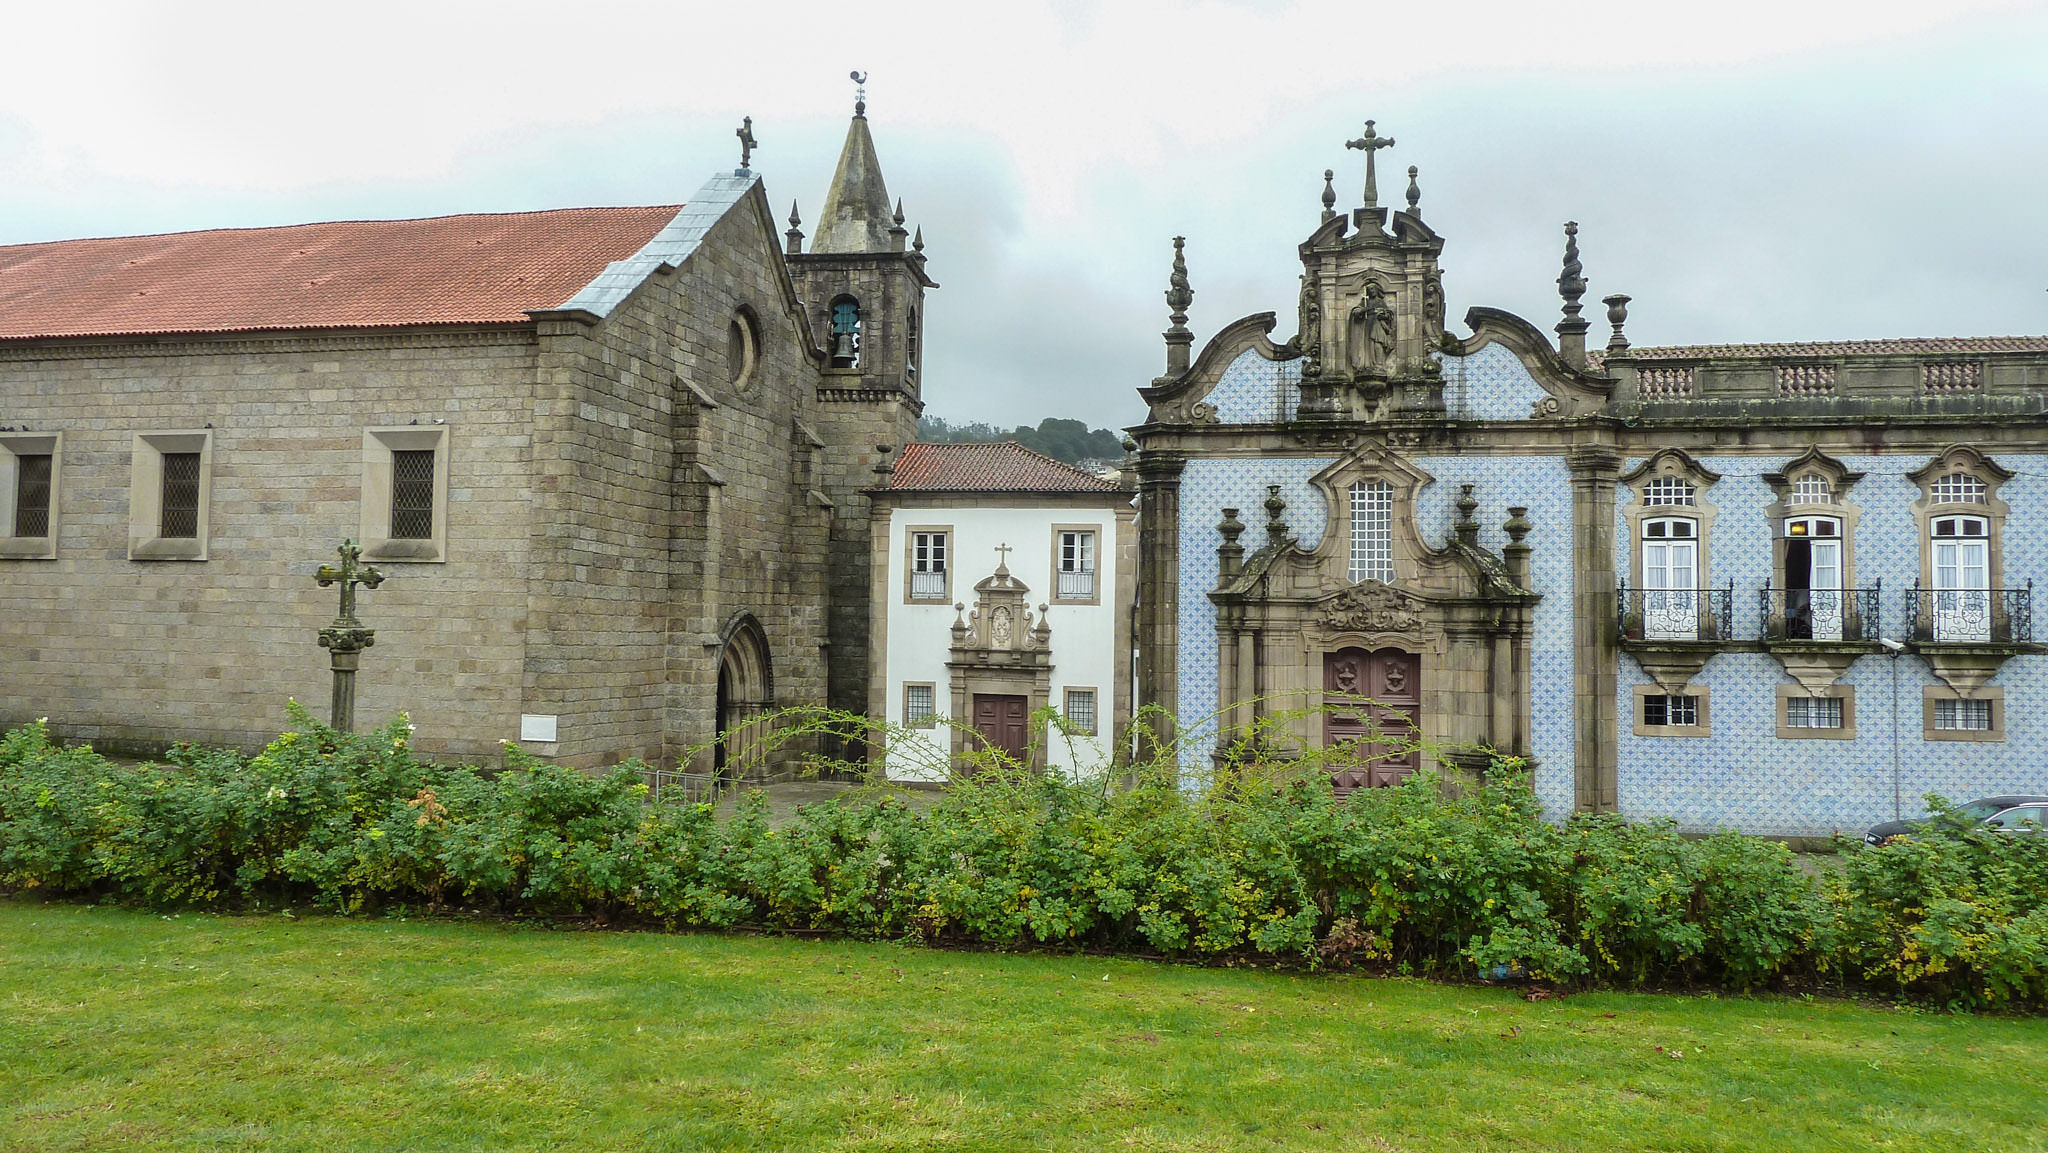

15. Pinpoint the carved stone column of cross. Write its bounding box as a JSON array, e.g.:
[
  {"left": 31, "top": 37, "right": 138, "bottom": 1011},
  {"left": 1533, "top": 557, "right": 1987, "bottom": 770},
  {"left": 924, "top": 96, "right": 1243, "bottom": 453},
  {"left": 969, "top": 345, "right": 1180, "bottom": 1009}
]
[{"left": 315, "top": 539, "right": 384, "bottom": 733}]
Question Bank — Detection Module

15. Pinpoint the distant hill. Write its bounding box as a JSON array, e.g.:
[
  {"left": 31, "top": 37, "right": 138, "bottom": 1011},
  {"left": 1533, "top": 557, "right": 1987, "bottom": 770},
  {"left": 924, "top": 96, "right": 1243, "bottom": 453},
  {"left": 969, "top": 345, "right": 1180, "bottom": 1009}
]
[{"left": 916, "top": 416, "right": 1128, "bottom": 472}]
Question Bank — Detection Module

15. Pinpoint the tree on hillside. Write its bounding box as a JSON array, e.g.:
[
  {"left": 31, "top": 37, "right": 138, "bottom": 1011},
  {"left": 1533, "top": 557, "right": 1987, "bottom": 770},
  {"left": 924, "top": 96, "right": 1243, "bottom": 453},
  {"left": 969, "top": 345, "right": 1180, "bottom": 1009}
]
[{"left": 917, "top": 415, "right": 1128, "bottom": 469}]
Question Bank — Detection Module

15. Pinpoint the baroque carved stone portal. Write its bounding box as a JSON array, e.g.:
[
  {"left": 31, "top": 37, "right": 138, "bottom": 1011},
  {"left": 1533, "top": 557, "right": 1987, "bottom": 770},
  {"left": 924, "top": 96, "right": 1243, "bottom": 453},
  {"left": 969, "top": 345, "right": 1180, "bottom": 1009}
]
[{"left": 1321, "top": 581, "right": 1421, "bottom": 632}]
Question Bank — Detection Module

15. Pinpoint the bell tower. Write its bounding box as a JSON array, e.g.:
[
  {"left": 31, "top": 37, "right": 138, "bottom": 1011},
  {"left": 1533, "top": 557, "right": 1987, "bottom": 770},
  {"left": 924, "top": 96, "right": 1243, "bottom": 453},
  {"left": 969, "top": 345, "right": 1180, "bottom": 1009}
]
[{"left": 786, "top": 74, "right": 939, "bottom": 729}]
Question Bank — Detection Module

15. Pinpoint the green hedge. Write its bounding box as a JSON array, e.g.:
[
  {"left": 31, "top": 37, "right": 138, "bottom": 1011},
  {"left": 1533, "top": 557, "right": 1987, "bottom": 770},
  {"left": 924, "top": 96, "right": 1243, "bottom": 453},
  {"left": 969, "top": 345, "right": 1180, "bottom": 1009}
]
[{"left": 3, "top": 710, "right": 2044, "bottom": 1009}]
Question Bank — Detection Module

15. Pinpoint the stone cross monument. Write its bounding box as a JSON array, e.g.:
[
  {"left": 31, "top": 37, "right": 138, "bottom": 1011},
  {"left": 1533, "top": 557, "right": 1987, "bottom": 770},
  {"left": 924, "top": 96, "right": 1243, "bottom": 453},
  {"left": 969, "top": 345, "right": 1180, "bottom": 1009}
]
[{"left": 315, "top": 539, "right": 383, "bottom": 733}]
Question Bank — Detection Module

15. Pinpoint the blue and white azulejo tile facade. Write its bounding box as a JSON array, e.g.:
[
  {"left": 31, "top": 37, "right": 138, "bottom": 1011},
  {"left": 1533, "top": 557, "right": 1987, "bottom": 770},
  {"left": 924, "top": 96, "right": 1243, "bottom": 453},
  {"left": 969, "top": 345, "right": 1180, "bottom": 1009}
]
[
  {"left": 1616, "top": 453, "right": 2048, "bottom": 836},
  {"left": 1175, "top": 452, "right": 1579, "bottom": 819},
  {"left": 1443, "top": 342, "right": 1549, "bottom": 421},
  {"left": 1205, "top": 348, "right": 1304, "bottom": 423}
]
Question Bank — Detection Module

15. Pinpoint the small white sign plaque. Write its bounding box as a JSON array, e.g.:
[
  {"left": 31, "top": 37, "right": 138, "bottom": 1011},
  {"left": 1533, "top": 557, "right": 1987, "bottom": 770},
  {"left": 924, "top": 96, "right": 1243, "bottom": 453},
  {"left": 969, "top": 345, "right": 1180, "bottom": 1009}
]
[{"left": 519, "top": 714, "right": 559, "bottom": 743}]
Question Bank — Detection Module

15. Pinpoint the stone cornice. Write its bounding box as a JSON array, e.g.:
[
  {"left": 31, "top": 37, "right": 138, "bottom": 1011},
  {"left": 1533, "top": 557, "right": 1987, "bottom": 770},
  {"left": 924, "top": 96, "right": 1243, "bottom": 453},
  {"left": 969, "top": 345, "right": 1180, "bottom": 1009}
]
[{"left": 0, "top": 324, "right": 532, "bottom": 362}]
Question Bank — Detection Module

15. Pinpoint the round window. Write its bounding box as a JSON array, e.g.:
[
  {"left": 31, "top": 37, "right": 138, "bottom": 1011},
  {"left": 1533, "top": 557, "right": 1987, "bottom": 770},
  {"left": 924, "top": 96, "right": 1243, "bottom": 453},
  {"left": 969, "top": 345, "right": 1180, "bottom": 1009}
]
[{"left": 727, "top": 308, "right": 759, "bottom": 388}]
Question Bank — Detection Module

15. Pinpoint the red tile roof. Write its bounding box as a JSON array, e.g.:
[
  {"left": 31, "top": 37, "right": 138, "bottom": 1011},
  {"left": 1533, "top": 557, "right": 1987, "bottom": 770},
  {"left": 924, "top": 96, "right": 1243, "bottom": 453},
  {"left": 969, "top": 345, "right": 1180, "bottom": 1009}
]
[
  {"left": 0, "top": 205, "right": 682, "bottom": 340},
  {"left": 887, "top": 442, "right": 1125, "bottom": 493},
  {"left": 1594, "top": 335, "right": 2048, "bottom": 366}
]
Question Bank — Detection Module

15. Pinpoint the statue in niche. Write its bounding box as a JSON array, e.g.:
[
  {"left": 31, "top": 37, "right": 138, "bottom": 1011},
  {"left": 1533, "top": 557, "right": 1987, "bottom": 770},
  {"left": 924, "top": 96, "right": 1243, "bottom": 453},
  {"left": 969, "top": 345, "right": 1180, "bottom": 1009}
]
[
  {"left": 991, "top": 606, "right": 1013, "bottom": 647},
  {"left": 1347, "top": 281, "right": 1396, "bottom": 374},
  {"left": 1297, "top": 282, "right": 1323, "bottom": 377}
]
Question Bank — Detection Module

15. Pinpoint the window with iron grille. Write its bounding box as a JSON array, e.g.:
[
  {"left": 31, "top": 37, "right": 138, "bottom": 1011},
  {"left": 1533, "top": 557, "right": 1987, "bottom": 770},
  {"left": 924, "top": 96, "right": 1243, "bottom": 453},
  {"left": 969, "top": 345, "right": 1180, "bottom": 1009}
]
[
  {"left": 1640, "top": 477, "right": 1696, "bottom": 506},
  {"left": 390, "top": 450, "right": 436, "bottom": 540},
  {"left": 1791, "top": 473, "right": 1832, "bottom": 504},
  {"left": 1930, "top": 472, "right": 1987, "bottom": 505},
  {"left": 1787, "top": 696, "right": 1843, "bottom": 729},
  {"left": 159, "top": 452, "right": 201, "bottom": 538},
  {"left": 13, "top": 453, "right": 51, "bottom": 537},
  {"left": 1348, "top": 480, "right": 1393, "bottom": 584},
  {"left": 1643, "top": 694, "right": 1699, "bottom": 727},
  {"left": 1935, "top": 698, "right": 1993, "bottom": 731},
  {"left": 903, "top": 684, "right": 936, "bottom": 729},
  {"left": 1063, "top": 688, "right": 1097, "bottom": 736}
]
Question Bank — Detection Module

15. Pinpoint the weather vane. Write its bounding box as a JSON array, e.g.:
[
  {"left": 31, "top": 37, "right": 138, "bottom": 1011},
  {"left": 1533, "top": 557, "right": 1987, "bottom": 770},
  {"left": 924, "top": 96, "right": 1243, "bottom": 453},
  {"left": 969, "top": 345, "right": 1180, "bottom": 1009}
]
[{"left": 850, "top": 70, "right": 868, "bottom": 117}]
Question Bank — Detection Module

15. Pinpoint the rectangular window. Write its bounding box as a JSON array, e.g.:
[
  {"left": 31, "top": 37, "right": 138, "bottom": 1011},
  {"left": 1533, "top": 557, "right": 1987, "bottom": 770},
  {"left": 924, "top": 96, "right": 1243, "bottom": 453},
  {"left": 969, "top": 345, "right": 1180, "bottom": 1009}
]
[
  {"left": 1056, "top": 529, "right": 1096, "bottom": 600},
  {"left": 1063, "top": 688, "right": 1097, "bottom": 736},
  {"left": 159, "top": 452, "right": 201, "bottom": 538},
  {"left": 903, "top": 683, "right": 936, "bottom": 729},
  {"left": 910, "top": 530, "right": 948, "bottom": 599},
  {"left": 389, "top": 449, "right": 435, "bottom": 540},
  {"left": 1643, "top": 694, "right": 1698, "bottom": 728},
  {"left": 1935, "top": 698, "right": 1993, "bottom": 731},
  {"left": 129, "top": 430, "right": 211, "bottom": 561},
  {"left": 1786, "top": 696, "right": 1843, "bottom": 729},
  {"left": 1348, "top": 480, "right": 1393, "bottom": 584},
  {"left": 361, "top": 427, "right": 449, "bottom": 562},
  {"left": 12, "top": 453, "right": 51, "bottom": 538}
]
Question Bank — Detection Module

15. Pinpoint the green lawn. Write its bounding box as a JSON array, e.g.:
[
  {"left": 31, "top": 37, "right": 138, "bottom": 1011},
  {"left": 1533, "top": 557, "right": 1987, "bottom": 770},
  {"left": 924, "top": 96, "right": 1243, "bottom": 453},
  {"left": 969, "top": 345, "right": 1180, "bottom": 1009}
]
[{"left": 2, "top": 901, "right": 2043, "bottom": 1152}]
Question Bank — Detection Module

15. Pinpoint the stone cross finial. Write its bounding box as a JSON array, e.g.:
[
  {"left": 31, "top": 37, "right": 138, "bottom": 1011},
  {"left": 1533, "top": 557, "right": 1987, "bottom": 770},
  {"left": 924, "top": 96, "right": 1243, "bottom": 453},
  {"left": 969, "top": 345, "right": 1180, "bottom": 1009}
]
[
  {"left": 1344, "top": 120, "right": 1396, "bottom": 209},
  {"left": 736, "top": 116, "right": 757, "bottom": 172},
  {"left": 850, "top": 70, "right": 868, "bottom": 116},
  {"left": 994, "top": 542, "right": 1013, "bottom": 570}
]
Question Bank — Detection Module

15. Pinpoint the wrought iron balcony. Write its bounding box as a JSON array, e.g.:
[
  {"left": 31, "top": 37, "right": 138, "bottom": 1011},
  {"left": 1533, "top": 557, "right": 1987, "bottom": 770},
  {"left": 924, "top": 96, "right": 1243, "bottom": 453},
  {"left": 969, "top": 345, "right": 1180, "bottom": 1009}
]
[
  {"left": 1757, "top": 583, "right": 1883, "bottom": 642},
  {"left": 1903, "top": 582, "right": 2033, "bottom": 644},
  {"left": 1618, "top": 581, "right": 1735, "bottom": 643},
  {"left": 909, "top": 569, "right": 948, "bottom": 599}
]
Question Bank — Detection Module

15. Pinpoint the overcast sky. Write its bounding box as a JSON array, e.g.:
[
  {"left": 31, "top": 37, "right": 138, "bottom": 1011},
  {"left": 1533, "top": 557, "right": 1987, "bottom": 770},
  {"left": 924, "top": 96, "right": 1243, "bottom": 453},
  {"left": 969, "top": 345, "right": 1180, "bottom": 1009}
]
[{"left": 4, "top": 1, "right": 2045, "bottom": 431}]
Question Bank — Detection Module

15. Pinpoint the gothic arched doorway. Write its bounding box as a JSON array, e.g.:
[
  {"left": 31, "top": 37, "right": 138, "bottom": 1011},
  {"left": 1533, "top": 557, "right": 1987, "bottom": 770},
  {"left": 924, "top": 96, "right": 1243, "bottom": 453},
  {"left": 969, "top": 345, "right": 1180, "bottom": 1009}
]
[
  {"left": 1323, "top": 646, "right": 1421, "bottom": 797},
  {"left": 714, "top": 614, "right": 773, "bottom": 779}
]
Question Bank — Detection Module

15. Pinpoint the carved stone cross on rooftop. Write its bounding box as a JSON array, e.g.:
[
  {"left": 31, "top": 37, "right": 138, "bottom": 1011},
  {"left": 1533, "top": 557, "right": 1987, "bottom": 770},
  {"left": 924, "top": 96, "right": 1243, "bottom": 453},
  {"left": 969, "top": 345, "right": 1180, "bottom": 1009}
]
[
  {"left": 736, "top": 116, "right": 757, "bottom": 172},
  {"left": 315, "top": 539, "right": 384, "bottom": 733},
  {"left": 1345, "top": 120, "right": 1397, "bottom": 210},
  {"left": 994, "top": 542, "right": 1013, "bottom": 571}
]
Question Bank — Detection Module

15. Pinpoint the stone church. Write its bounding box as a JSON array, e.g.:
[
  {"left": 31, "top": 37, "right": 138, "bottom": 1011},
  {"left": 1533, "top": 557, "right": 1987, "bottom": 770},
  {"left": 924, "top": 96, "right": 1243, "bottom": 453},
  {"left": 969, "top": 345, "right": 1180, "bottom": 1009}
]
[
  {"left": 0, "top": 100, "right": 931, "bottom": 769},
  {"left": 1132, "top": 124, "right": 2048, "bottom": 837}
]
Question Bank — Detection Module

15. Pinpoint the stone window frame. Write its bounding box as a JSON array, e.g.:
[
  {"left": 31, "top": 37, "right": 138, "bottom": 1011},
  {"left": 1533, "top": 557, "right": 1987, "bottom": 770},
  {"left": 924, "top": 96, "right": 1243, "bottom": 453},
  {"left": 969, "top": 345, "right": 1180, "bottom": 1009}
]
[
  {"left": 1618, "top": 450, "right": 1722, "bottom": 597},
  {"left": 903, "top": 524, "right": 953, "bottom": 604},
  {"left": 902, "top": 681, "right": 939, "bottom": 729},
  {"left": 1307, "top": 448, "right": 1434, "bottom": 588},
  {"left": 361, "top": 427, "right": 450, "bottom": 563},
  {"left": 1776, "top": 683, "right": 1857, "bottom": 741},
  {"left": 1049, "top": 523, "right": 1103, "bottom": 605},
  {"left": 0, "top": 431, "right": 61, "bottom": 560},
  {"left": 1906, "top": 446, "right": 2011, "bottom": 597},
  {"left": 1061, "top": 685, "right": 1100, "bottom": 736},
  {"left": 128, "top": 429, "right": 213, "bottom": 561},
  {"left": 726, "top": 304, "right": 761, "bottom": 390},
  {"left": 1762, "top": 448, "right": 1865, "bottom": 599},
  {"left": 1922, "top": 684, "right": 2004, "bottom": 743},
  {"left": 1632, "top": 683, "right": 1711, "bottom": 737}
]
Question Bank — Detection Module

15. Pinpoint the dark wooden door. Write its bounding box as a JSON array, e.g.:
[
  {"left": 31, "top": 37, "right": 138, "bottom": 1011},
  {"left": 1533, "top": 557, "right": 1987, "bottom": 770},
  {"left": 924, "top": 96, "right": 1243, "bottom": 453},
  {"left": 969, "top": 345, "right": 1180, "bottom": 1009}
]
[
  {"left": 1323, "top": 647, "right": 1421, "bottom": 797},
  {"left": 972, "top": 694, "right": 1030, "bottom": 762}
]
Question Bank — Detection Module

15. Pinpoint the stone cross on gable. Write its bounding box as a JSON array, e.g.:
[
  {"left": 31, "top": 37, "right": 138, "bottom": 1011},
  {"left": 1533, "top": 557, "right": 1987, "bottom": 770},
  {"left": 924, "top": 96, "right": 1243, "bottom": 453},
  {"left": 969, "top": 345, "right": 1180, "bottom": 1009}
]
[
  {"left": 994, "top": 542, "right": 1013, "bottom": 569},
  {"left": 1345, "top": 120, "right": 1396, "bottom": 210},
  {"left": 736, "top": 116, "right": 757, "bottom": 172}
]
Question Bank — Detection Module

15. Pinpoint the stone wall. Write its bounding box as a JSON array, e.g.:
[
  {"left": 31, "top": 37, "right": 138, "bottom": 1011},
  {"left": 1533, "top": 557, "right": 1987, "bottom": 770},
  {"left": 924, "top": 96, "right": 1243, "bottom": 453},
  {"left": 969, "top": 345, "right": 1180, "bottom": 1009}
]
[{"left": 0, "top": 329, "right": 540, "bottom": 760}]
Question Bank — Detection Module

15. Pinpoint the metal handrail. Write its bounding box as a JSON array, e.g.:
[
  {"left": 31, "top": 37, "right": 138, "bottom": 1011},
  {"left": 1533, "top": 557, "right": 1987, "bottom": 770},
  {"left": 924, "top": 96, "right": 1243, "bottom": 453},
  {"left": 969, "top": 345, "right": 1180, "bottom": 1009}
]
[
  {"left": 1903, "top": 580, "right": 2033, "bottom": 643},
  {"left": 1757, "top": 581, "right": 1882, "bottom": 642},
  {"left": 1617, "top": 580, "right": 1735, "bottom": 642}
]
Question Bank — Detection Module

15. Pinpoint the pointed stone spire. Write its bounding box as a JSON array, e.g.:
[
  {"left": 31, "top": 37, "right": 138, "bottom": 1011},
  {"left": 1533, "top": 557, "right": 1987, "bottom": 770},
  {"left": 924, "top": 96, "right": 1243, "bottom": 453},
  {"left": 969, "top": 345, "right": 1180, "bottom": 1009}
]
[
  {"left": 1163, "top": 236, "right": 1195, "bottom": 376},
  {"left": 912, "top": 226, "right": 925, "bottom": 255},
  {"left": 1555, "top": 221, "right": 1591, "bottom": 369},
  {"left": 888, "top": 197, "right": 909, "bottom": 252},
  {"left": 812, "top": 83, "right": 898, "bottom": 254},
  {"left": 785, "top": 200, "right": 804, "bottom": 256}
]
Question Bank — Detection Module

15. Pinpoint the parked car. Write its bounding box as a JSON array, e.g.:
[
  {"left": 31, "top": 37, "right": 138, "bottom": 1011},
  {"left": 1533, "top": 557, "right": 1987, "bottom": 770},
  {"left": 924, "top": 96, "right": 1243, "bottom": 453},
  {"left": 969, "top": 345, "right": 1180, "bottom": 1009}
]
[{"left": 1864, "top": 795, "right": 2048, "bottom": 846}]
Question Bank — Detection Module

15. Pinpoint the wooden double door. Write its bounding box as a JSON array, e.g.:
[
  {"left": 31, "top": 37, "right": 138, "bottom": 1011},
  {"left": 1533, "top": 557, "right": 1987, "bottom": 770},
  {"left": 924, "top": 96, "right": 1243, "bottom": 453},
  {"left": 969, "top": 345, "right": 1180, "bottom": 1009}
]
[
  {"left": 1323, "top": 647, "right": 1421, "bottom": 796},
  {"left": 971, "top": 693, "right": 1031, "bottom": 762}
]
